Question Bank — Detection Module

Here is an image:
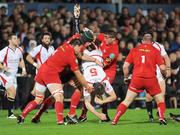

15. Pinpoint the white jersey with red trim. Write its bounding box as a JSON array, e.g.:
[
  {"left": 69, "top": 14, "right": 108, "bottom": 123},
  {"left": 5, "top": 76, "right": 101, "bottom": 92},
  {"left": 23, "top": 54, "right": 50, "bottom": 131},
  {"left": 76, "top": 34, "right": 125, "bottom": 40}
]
[
  {"left": 0, "top": 46, "right": 23, "bottom": 77},
  {"left": 153, "top": 42, "right": 167, "bottom": 80},
  {"left": 29, "top": 44, "right": 54, "bottom": 65},
  {"left": 82, "top": 49, "right": 113, "bottom": 97}
]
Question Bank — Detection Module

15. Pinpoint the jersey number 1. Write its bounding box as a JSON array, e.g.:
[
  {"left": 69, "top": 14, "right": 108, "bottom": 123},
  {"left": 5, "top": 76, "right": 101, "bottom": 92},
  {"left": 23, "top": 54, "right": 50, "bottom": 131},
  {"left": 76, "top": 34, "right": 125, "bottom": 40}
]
[{"left": 141, "top": 55, "right": 145, "bottom": 63}]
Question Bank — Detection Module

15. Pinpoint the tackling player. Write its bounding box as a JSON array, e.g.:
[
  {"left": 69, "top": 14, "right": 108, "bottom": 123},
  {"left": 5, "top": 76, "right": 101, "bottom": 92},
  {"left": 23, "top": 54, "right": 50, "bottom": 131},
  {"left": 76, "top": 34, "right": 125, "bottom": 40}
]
[{"left": 17, "top": 31, "right": 94, "bottom": 125}]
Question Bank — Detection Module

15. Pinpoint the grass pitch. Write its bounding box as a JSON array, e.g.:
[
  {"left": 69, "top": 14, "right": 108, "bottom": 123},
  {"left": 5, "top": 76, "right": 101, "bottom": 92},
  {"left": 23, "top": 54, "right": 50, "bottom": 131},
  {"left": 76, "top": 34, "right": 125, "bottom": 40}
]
[{"left": 0, "top": 109, "right": 180, "bottom": 135}]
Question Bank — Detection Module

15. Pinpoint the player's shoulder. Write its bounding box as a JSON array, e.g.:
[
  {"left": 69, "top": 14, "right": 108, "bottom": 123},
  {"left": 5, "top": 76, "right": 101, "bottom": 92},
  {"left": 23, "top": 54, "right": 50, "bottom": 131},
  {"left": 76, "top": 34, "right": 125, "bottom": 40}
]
[
  {"left": 0, "top": 46, "right": 8, "bottom": 52},
  {"left": 152, "top": 42, "right": 164, "bottom": 51},
  {"left": 49, "top": 45, "right": 55, "bottom": 50},
  {"left": 17, "top": 47, "right": 24, "bottom": 53}
]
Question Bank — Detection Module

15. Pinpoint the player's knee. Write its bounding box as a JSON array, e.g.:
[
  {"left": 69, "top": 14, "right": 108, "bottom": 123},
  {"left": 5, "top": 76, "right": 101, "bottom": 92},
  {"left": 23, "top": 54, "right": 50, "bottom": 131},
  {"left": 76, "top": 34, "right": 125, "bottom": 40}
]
[
  {"left": 146, "top": 94, "right": 153, "bottom": 102},
  {"left": 7, "top": 96, "right": 15, "bottom": 102},
  {"left": 154, "top": 93, "right": 164, "bottom": 104},
  {"left": 7, "top": 89, "right": 16, "bottom": 99},
  {"left": 35, "top": 94, "right": 44, "bottom": 104},
  {"left": 52, "top": 89, "right": 64, "bottom": 102}
]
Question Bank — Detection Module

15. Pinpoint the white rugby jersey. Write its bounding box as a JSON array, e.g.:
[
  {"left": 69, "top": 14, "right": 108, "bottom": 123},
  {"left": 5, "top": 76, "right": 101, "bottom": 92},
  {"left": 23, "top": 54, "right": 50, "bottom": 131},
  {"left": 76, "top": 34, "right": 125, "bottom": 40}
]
[
  {"left": 82, "top": 49, "right": 105, "bottom": 83},
  {"left": 29, "top": 44, "right": 54, "bottom": 65},
  {"left": 82, "top": 49, "right": 113, "bottom": 97},
  {"left": 0, "top": 46, "right": 23, "bottom": 77},
  {"left": 153, "top": 42, "right": 167, "bottom": 79}
]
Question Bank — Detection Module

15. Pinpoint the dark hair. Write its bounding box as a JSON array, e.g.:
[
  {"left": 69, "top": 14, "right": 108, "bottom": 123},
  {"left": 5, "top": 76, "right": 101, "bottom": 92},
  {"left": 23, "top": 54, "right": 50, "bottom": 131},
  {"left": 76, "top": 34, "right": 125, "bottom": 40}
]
[
  {"left": 8, "top": 33, "right": 17, "bottom": 39},
  {"left": 69, "top": 39, "right": 82, "bottom": 46},
  {"left": 80, "top": 30, "right": 94, "bottom": 44},
  {"left": 41, "top": 32, "right": 52, "bottom": 40}
]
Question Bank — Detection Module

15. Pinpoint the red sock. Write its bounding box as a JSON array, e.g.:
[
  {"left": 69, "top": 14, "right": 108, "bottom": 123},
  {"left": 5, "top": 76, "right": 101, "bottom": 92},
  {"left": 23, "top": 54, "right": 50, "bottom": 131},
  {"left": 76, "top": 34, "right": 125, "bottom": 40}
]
[
  {"left": 34, "top": 96, "right": 54, "bottom": 119},
  {"left": 22, "top": 100, "right": 38, "bottom": 118},
  {"left": 55, "top": 101, "right": 63, "bottom": 123},
  {"left": 68, "top": 90, "right": 81, "bottom": 116},
  {"left": 80, "top": 101, "right": 88, "bottom": 118},
  {"left": 112, "top": 103, "right": 127, "bottom": 124},
  {"left": 157, "top": 102, "right": 166, "bottom": 120}
]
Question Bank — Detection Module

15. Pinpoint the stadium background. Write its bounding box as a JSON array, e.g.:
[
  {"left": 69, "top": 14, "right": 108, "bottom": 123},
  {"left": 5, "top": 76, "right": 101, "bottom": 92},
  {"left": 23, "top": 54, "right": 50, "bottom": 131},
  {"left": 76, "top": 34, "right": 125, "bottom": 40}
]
[{"left": 0, "top": 0, "right": 179, "bottom": 117}]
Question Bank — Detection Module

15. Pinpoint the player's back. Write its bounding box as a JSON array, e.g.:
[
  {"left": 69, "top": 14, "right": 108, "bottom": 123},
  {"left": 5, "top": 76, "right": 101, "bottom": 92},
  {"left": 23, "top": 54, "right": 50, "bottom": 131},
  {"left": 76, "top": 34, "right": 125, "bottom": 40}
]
[
  {"left": 82, "top": 49, "right": 103, "bottom": 69},
  {"left": 82, "top": 49, "right": 106, "bottom": 83},
  {"left": 45, "top": 43, "right": 78, "bottom": 73},
  {"left": 128, "top": 43, "right": 163, "bottom": 78}
]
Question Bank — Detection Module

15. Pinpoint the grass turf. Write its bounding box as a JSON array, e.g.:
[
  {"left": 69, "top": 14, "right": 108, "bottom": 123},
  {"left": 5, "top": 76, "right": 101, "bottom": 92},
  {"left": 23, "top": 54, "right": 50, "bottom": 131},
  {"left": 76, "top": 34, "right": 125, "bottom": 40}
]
[{"left": 0, "top": 109, "right": 180, "bottom": 135}]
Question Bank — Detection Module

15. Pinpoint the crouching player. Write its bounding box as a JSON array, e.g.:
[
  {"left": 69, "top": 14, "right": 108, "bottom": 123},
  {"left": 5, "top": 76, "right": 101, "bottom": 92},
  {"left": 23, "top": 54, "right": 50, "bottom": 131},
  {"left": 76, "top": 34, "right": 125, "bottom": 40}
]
[{"left": 82, "top": 42, "right": 116, "bottom": 121}]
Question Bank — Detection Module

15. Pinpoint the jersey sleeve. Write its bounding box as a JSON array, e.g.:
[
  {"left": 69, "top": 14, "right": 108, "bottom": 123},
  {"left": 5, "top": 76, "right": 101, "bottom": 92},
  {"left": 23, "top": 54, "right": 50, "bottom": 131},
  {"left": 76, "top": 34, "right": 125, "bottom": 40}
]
[
  {"left": 159, "top": 44, "right": 167, "bottom": 56},
  {"left": 29, "top": 45, "right": 41, "bottom": 58},
  {"left": 68, "top": 48, "right": 79, "bottom": 71},
  {"left": 0, "top": 48, "right": 7, "bottom": 62},
  {"left": 156, "top": 52, "right": 164, "bottom": 66},
  {"left": 125, "top": 49, "right": 133, "bottom": 64}
]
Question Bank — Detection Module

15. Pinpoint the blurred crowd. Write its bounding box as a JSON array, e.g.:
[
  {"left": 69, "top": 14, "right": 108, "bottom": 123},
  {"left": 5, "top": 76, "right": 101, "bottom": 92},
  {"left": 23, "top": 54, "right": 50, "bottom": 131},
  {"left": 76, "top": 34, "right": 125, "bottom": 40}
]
[
  {"left": 0, "top": 3, "right": 179, "bottom": 108},
  {"left": 1, "top": 0, "right": 180, "bottom": 3}
]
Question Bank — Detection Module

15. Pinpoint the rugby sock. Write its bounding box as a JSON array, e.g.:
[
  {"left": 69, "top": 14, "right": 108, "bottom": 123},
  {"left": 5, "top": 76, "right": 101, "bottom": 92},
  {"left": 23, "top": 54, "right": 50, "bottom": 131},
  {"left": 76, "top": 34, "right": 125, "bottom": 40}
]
[
  {"left": 157, "top": 102, "right": 166, "bottom": 120},
  {"left": 34, "top": 96, "right": 55, "bottom": 119},
  {"left": 21, "top": 100, "right": 38, "bottom": 118},
  {"left": 55, "top": 101, "right": 63, "bottom": 123},
  {"left": 7, "top": 97, "right": 14, "bottom": 116},
  {"left": 112, "top": 103, "right": 127, "bottom": 124},
  {"left": 80, "top": 101, "right": 88, "bottom": 118},
  {"left": 146, "top": 101, "right": 153, "bottom": 118},
  {"left": 68, "top": 90, "right": 81, "bottom": 116}
]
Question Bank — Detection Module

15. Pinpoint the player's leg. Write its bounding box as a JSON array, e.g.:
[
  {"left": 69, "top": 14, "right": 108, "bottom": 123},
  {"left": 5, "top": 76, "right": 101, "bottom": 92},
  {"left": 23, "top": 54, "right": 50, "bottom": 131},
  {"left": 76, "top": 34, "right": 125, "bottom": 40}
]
[
  {"left": 101, "top": 74, "right": 115, "bottom": 122},
  {"left": 112, "top": 89, "right": 138, "bottom": 125},
  {"left": 17, "top": 82, "right": 46, "bottom": 124},
  {"left": 68, "top": 78, "right": 82, "bottom": 116},
  {"left": 47, "top": 83, "right": 64, "bottom": 125},
  {"left": 6, "top": 85, "right": 16, "bottom": 119},
  {"left": 78, "top": 100, "right": 88, "bottom": 122},
  {"left": 0, "top": 75, "right": 17, "bottom": 119},
  {"left": 147, "top": 78, "right": 167, "bottom": 125},
  {"left": 146, "top": 93, "right": 154, "bottom": 122},
  {"left": 64, "top": 78, "right": 82, "bottom": 124},
  {"left": 31, "top": 95, "right": 55, "bottom": 123},
  {"left": 154, "top": 93, "right": 167, "bottom": 125}
]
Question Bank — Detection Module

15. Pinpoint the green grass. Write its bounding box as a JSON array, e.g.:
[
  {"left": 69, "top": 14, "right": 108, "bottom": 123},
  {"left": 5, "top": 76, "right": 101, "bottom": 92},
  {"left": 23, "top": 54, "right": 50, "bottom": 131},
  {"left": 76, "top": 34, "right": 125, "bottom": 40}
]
[{"left": 0, "top": 109, "right": 180, "bottom": 135}]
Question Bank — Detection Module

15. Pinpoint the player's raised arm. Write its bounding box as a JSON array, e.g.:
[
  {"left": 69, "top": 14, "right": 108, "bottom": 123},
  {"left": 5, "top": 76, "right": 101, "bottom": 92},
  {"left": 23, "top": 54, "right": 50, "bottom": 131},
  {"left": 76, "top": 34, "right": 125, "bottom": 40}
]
[{"left": 73, "top": 4, "right": 80, "bottom": 34}]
